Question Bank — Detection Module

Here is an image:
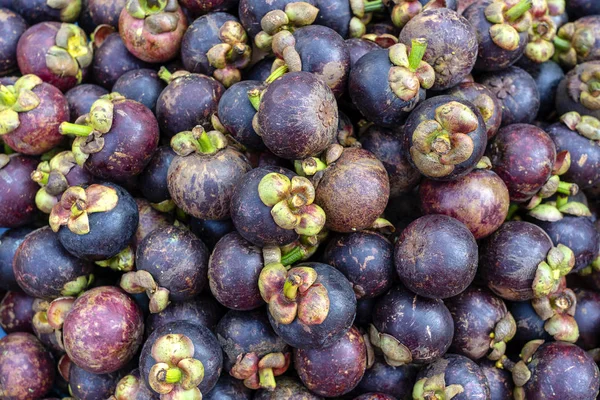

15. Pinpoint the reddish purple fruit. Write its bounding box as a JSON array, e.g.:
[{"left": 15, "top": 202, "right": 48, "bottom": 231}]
[
  {"left": 0, "top": 291, "right": 35, "bottom": 334},
  {"left": 479, "top": 359, "right": 514, "bottom": 400},
  {"left": 0, "top": 155, "right": 38, "bottom": 228}
]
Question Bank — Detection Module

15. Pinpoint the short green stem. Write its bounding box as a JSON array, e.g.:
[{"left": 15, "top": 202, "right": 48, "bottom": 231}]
[
  {"left": 555, "top": 195, "right": 568, "bottom": 208},
  {"left": 588, "top": 81, "right": 600, "bottom": 93},
  {"left": 31, "top": 170, "right": 49, "bottom": 185},
  {"left": 197, "top": 131, "right": 216, "bottom": 154},
  {"left": 553, "top": 36, "right": 571, "bottom": 52},
  {"left": 248, "top": 89, "right": 261, "bottom": 111},
  {"left": 60, "top": 122, "right": 94, "bottom": 137},
  {"left": 283, "top": 276, "right": 300, "bottom": 301},
  {"left": 259, "top": 368, "right": 276, "bottom": 390},
  {"left": 556, "top": 181, "right": 577, "bottom": 195},
  {"left": 363, "top": 0, "right": 384, "bottom": 13},
  {"left": 506, "top": 0, "right": 533, "bottom": 22},
  {"left": 164, "top": 367, "right": 182, "bottom": 384},
  {"left": 281, "top": 246, "right": 303, "bottom": 266},
  {"left": 408, "top": 38, "right": 428, "bottom": 72},
  {"left": 158, "top": 66, "right": 173, "bottom": 83},
  {"left": 265, "top": 65, "right": 289, "bottom": 84},
  {"left": 0, "top": 86, "right": 16, "bottom": 106}
]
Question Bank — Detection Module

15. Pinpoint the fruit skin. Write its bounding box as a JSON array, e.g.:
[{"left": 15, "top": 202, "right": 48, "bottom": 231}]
[
  {"left": 573, "top": 288, "right": 600, "bottom": 350},
  {"left": 487, "top": 124, "right": 555, "bottom": 202},
  {"left": 517, "top": 59, "right": 564, "bottom": 119},
  {"left": 353, "top": 394, "right": 398, "bottom": 400},
  {"left": 181, "top": 0, "right": 238, "bottom": 17},
  {"left": 0, "top": 8, "right": 28, "bottom": 76},
  {"left": 315, "top": 148, "right": 390, "bottom": 233},
  {"left": 139, "top": 321, "right": 223, "bottom": 395},
  {"left": 345, "top": 38, "right": 381, "bottom": 69},
  {"left": 238, "top": 0, "right": 318, "bottom": 38},
  {"left": 522, "top": 342, "right": 600, "bottom": 400},
  {"left": 419, "top": 169, "right": 510, "bottom": 239},
  {"left": 113, "top": 69, "right": 165, "bottom": 113},
  {"left": 57, "top": 182, "right": 139, "bottom": 261},
  {"left": 230, "top": 166, "right": 299, "bottom": 247},
  {"left": 204, "top": 375, "right": 253, "bottom": 400},
  {"left": 208, "top": 232, "right": 264, "bottom": 310},
  {"left": 323, "top": 231, "right": 395, "bottom": 299},
  {"left": 13, "top": 226, "right": 94, "bottom": 299},
  {"left": 0, "top": 333, "right": 55, "bottom": 400},
  {"left": 145, "top": 295, "right": 224, "bottom": 336},
  {"left": 268, "top": 262, "right": 357, "bottom": 350},
  {"left": 294, "top": 326, "right": 366, "bottom": 398},
  {"left": 479, "top": 221, "right": 553, "bottom": 301},
  {"left": 510, "top": 301, "right": 551, "bottom": 345},
  {"left": 92, "top": 33, "right": 150, "bottom": 89},
  {"left": 12, "top": 0, "right": 78, "bottom": 24},
  {"left": 132, "top": 198, "right": 174, "bottom": 251},
  {"left": 69, "top": 363, "right": 122, "bottom": 400},
  {"left": 1, "top": 82, "right": 69, "bottom": 155},
  {"left": 189, "top": 218, "right": 235, "bottom": 250},
  {"left": 63, "top": 286, "right": 144, "bottom": 374},
  {"left": 257, "top": 71, "right": 338, "bottom": 160},
  {"left": 357, "top": 355, "right": 419, "bottom": 400},
  {"left": 445, "top": 82, "right": 503, "bottom": 139},
  {"left": 138, "top": 146, "right": 176, "bottom": 205},
  {"left": 373, "top": 285, "right": 454, "bottom": 365},
  {"left": 479, "top": 359, "right": 513, "bottom": 400},
  {"left": 64, "top": 83, "right": 109, "bottom": 122},
  {"left": 566, "top": 0, "right": 600, "bottom": 20},
  {"left": 0, "top": 227, "right": 34, "bottom": 291},
  {"left": 253, "top": 376, "right": 321, "bottom": 400},
  {"left": 0, "top": 291, "right": 34, "bottom": 334},
  {"left": 399, "top": 8, "right": 478, "bottom": 90},
  {"left": 88, "top": 0, "right": 127, "bottom": 28},
  {"left": 0, "top": 155, "right": 39, "bottom": 228},
  {"left": 556, "top": 62, "right": 600, "bottom": 119}
]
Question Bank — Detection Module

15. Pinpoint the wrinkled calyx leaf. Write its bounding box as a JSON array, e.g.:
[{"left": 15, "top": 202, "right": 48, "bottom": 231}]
[
  {"left": 388, "top": 39, "right": 435, "bottom": 102},
  {"left": 553, "top": 21, "right": 595, "bottom": 68},
  {"left": 485, "top": 0, "right": 533, "bottom": 51},
  {"left": 409, "top": 101, "right": 478, "bottom": 178},
  {"left": 532, "top": 286, "right": 579, "bottom": 342},
  {"left": 96, "top": 246, "right": 135, "bottom": 272},
  {"left": 259, "top": 264, "right": 330, "bottom": 326},
  {"left": 126, "top": 0, "right": 178, "bottom": 19},
  {"left": 148, "top": 334, "right": 205, "bottom": 399},
  {"left": 46, "top": 24, "right": 93, "bottom": 83},
  {"left": 207, "top": 21, "right": 252, "bottom": 87},
  {"left": 412, "top": 372, "right": 465, "bottom": 400},
  {"left": 258, "top": 172, "right": 326, "bottom": 236},
  {"left": 369, "top": 324, "right": 413, "bottom": 367},
  {"left": 32, "top": 150, "right": 82, "bottom": 214},
  {"left": 567, "top": 59, "right": 600, "bottom": 110},
  {"left": 496, "top": 339, "right": 545, "bottom": 390},
  {"left": 47, "top": 0, "right": 82, "bottom": 22},
  {"left": 346, "top": 0, "right": 383, "bottom": 37},
  {"left": 230, "top": 351, "right": 291, "bottom": 390},
  {"left": 522, "top": 0, "right": 557, "bottom": 63},
  {"left": 170, "top": 126, "right": 227, "bottom": 157},
  {"left": 532, "top": 244, "right": 575, "bottom": 298},
  {"left": 120, "top": 270, "right": 171, "bottom": 313},
  {"left": 49, "top": 184, "right": 118, "bottom": 235},
  {"left": 0, "top": 75, "right": 43, "bottom": 136},
  {"left": 488, "top": 312, "right": 517, "bottom": 360},
  {"left": 561, "top": 111, "right": 600, "bottom": 140}
]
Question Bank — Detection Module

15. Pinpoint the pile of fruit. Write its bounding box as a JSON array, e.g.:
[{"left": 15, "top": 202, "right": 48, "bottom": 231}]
[{"left": 2, "top": 0, "right": 600, "bottom": 398}]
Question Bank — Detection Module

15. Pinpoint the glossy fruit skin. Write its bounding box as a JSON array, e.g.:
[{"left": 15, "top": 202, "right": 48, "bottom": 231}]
[
  {"left": 268, "top": 262, "right": 356, "bottom": 350},
  {"left": 399, "top": 8, "right": 478, "bottom": 90},
  {"left": 419, "top": 169, "right": 509, "bottom": 239},
  {"left": 1, "top": 82, "right": 69, "bottom": 155},
  {"left": 464, "top": 1, "right": 527, "bottom": 72},
  {"left": 373, "top": 285, "right": 454, "bottom": 365},
  {"left": 230, "top": 166, "right": 299, "bottom": 247},
  {"left": 345, "top": 38, "right": 381, "bottom": 69},
  {"left": 478, "top": 359, "right": 513, "bottom": 400},
  {"left": 244, "top": 56, "right": 274, "bottom": 81},
  {"left": 479, "top": 221, "right": 553, "bottom": 301},
  {"left": 253, "top": 376, "right": 321, "bottom": 400},
  {"left": 323, "top": 231, "right": 395, "bottom": 299},
  {"left": 238, "top": 0, "right": 318, "bottom": 38},
  {"left": 64, "top": 84, "right": 109, "bottom": 122},
  {"left": 13, "top": 226, "right": 94, "bottom": 299},
  {"left": 113, "top": 69, "right": 165, "bottom": 112},
  {"left": 63, "top": 286, "right": 144, "bottom": 374},
  {"left": 556, "top": 61, "right": 600, "bottom": 120},
  {"left": 517, "top": 59, "right": 564, "bottom": 119},
  {"left": 523, "top": 342, "right": 600, "bottom": 400},
  {"left": 510, "top": 301, "right": 551, "bottom": 345},
  {"left": 360, "top": 125, "right": 421, "bottom": 197},
  {"left": 0, "top": 9, "right": 27, "bottom": 76},
  {"left": 445, "top": 82, "right": 503, "bottom": 139},
  {"left": 357, "top": 355, "right": 419, "bottom": 400},
  {"left": 0, "top": 227, "right": 33, "bottom": 291},
  {"left": 181, "top": 0, "right": 238, "bottom": 17},
  {"left": 349, "top": 49, "right": 424, "bottom": 128},
  {"left": 58, "top": 182, "right": 139, "bottom": 261},
  {"left": 189, "top": 218, "right": 235, "bottom": 250},
  {"left": 573, "top": 288, "right": 600, "bottom": 350},
  {"left": 533, "top": 216, "right": 599, "bottom": 272},
  {"left": 92, "top": 33, "right": 151, "bottom": 89},
  {"left": 257, "top": 71, "right": 338, "bottom": 160},
  {"left": 546, "top": 122, "right": 600, "bottom": 189},
  {"left": 479, "top": 66, "right": 540, "bottom": 126},
  {"left": 140, "top": 321, "right": 223, "bottom": 395},
  {"left": 208, "top": 232, "right": 264, "bottom": 310},
  {"left": 0, "top": 333, "right": 55, "bottom": 400},
  {"left": 88, "top": 0, "right": 127, "bottom": 27},
  {"left": 353, "top": 394, "right": 398, "bottom": 400},
  {"left": 205, "top": 375, "right": 253, "bottom": 400},
  {"left": 146, "top": 295, "right": 224, "bottom": 336},
  {"left": 395, "top": 215, "right": 478, "bottom": 299},
  {"left": 156, "top": 73, "right": 225, "bottom": 139},
  {"left": 313, "top": 0, "right": 351, "bottom": 38},
  {"left": 132, "top": 198, "right": 174, "bottom": 250},
  {"left": 69, "top": 363, "right": 121, "bottom": 400},
  {"left": 0, "top": 291, "right": 34, "bottom": 334},
  {"left": 487, "top": 124, "right": 556, "bottom": 202},
  {"left": 446, "top": 287, "right": 509, "bottom": 360},
  {"left": 315, "top": 148, "right": 390, "bottom": 233},
  {"left": 294, "top": 326, "right": 366, "bottom": 398},
  {"left": 566, "top": 0, "right": 600, "bottom": 20},
  {"left": 217, "top": 80, "right": 266, "bottom": 151},
  {"left": 416, "top": 354, "right": 490, "bottom": 400},
  {"left": 138, "top": 146, "right": 176, "bottom": 205},
  {"left": 12, "top": 0, "right": 73, "bottom": 24},
  {"left": 0, "top": 155, "right": 38, "bottom": 228}
]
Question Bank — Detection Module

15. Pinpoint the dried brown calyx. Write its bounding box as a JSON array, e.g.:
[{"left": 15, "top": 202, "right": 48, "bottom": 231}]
[
  {"left": 206, "top": 21, "right": 252, "bottom": 87},
  {"left": 31, "top": 151, "right": 81, "bottom": 214},
  {"left": 412, "top": 373, "right": 465, "bottom": 400},
  {"left": 0, "top": 75, "right": 43, "bottom": 136},
  {"left": 567, "top": 62, "right": 600, "bottom": 110},
  {"left": 120, "top": 270, "right": 171, "bottom": 314},
  {"left": 46, "top": 24, "right": 93, "bottom": 84},
  {"left": 488, "top": 312, "right": 518, "bottom": 360},
  {"left": 369, "top": 324, "right": 413, "bottom": 366},
  {"left": 32, "top": 296, "right": 77, "bottom": 351},
  {"left": 259, "top": 264, "right": 330, "bottom": 326},
  {"left": 388, "top": 39, "right": 435, "bottom": 102},
  {"left": 49, "top": 184, "right": 119, "bottom": 235},
  {"left": 484, "top": 0, "right": 533, "bottom": 51},
  {"left": 553, "top": 21, "right": 595, "bottom": 68},
  {"left": 230, "top": 352, "right": 291, "bottom": 390},
  {"left": 148, "top": 334, "right": 205, "bottom": 400},
  {"left": 125, "top": 0, "right": 181, "bottom": 34},
  {"left": 524, "top": 0, "right": 557, "bottom": 62},
  {"left": 409, "top": 101, "right": 478, "bottom": 178}
]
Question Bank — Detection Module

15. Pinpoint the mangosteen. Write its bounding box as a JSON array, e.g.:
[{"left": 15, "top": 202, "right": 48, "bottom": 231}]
[
  {"left": 479, "top": 359, "right": 513, "bottom": 400},
  {"left": 205, "top": 375, "right": 253, "bottom": 400},
  {"left": 357, "top": 355, "right": 419, "bottom": 400},
  {"left": 566, "top": 0, "right": 600, "bottom": 20},
  {"left": 0, "top": 155, "right": 39, "bottom": 228},
  {"left": 517, "top": 58, "right": 564, "bottom": 119},
  {"left": 0, "top": 333, "right": 55, "bottom": 400},
  {"left": 120, "top": 225, "right": 209, "bottom": 313},
  {"left": 572, "top": 288, "right": 600, "bottom": 351},
  {"left": 12, "top": 0, "right": 80, "bottom": 24},
  {"left": 238, "top": 0, "right": 318, "bottom": 39},
  {"left": 113, "top": 69, "right": 166, "bottom": 113},
  {"left": 0, "top": 75, "right": 69, "bottom": 155},
  {"left": 64, "top": 84, "right": 109, "bottom": 122},
  {"left": 253, "top": 376, "right": 320, "bottom": 400},
  {"left": 167, "top": 126, "right": 251, "bottom": 220},
  {"left": 189, "top": 217, "right": 235, "bottom": 250},
  {"left": 317, "top": 0, "right": 387, "bottom": 38},
  {"left": 0, "top": 9, "right": 28, "bottom": 76},
  {"left": 244, "top": 56, "right": 276, "bottom": 81},
  {"left": 0, "top": 291, "right": 35, "bottom": 334},
  {"left": 510, "top": 301, "right": 552, "bottom": 346},
  {"left": 111, "top": 368, "right": 159, "bottom": 400},
  {"left": 69, "top": 363, "right": 122, "bottom": 400},
  {"left": 138, "top": 146, "right": 177, "bottom": 211},
  {"left": 139, "top": 321, "right": 223, "bottom": 398},
  {"left": 132, "top": 198, "right": 174, "bottom": 251},
  {"left": 60, "top": 94, "right": 160, "bottom": 182},
  {"left": 181, "top": 0, "right": 238, "bottom": 17},
  {"left": 49, "top": 182, "right": 139, "bottom": 261},
  {"left": 119, "top": 0, "right": 187, "bottom": 63},
  {"left": 346, "top": 38, "right": 381, "bottom": 68},
  {"left": 556, "top": 61, "right": 600, "bottom": 120},
  {"left": 87, "top": 0, "right": 127, "bottom": 28},
  {"left": 17, "top": 22, "right": 92, "bottom": 92},
  {"left": 445, "top": 82, "right": 503, "bottom": 139},
  {"left": 146, "top": 295, "right": 224, "bottom": 336},
  {"left": 63, "top": 286, "right": 144, "bottom": 374},
  {"left": 0, "top": 227, "right": 34, "bottom": 291}
]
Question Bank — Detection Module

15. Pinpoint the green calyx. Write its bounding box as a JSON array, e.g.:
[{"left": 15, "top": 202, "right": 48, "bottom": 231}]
[
  {"left": 568, "top": 63, "right": 600, "bottom": 110},
  {"left": 294, "top": 144, "right": 343, "bottom": 177},
  {"left": 488, "top": 312, "right": 517, "bottom": 360},
  {"left": 96, "top": 246, "right": 135, "bottom": 272},
  {"left": 120, "top": 270, "right": 171, "bottom": 313},
  {"left": 532, "top": 244, "right": 575, "bottom": 298},
  {"left": 230, "top": 352, "right": 291, "bottom": 390},
  {"left": 553, "top": 22, "right": 594, "bottom": 68},
  {"left": 390, "top": 0, "right": 422, "bottom": 29},
  {"left": 388, "top": 39, "right": 435, "bottom": 102},
  {"left": 560, "top": 111, "right": 600, "bottom": 140},
  {"left": 61, "top": 274, "right": 94, "bottom": 296},
  {"left": 0, "top": 75, "right": 44, "bottom": 136},
  {"left": 170, "top": 126, "right": 227, "bottom": 157},
  {"left": 348, "top": 0, "right": 381, "bottom": 37},
  {"left": 31, "top": 151, "right": 78, "bottom": 197},
  {"left": 126, "top": 0, "right": 178, "bottom": 19},
  {"left": 47, "top": 0, "right": 82, "bottom": 22},
  {"left": 369, "top": 324, "right": 413, "bottom": 367},
  {"left": 485, "top": 0, "right": 532, "bottom": 51},
  {"left": 46, "top": 24, "right": 93, "bottom": 83},
  {"left": 412, "top": 373, "right": 464, "bottom": 400},
  {"left": 246, "top": 65, "right": 288, "bottom": 111},
  {"left": 532, "top": 287, "right": 579, "bottom": 342},
  {"left": 207, "top": 21, "right": 252, "bottom": 88}
]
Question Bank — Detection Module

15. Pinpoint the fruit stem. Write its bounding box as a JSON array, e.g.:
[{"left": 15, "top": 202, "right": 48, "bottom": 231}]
[
  {"left": 163, "top": 367, "right": 182, "bottom": 384},
  {"left": 31, "top": 170, "right": 49, "bottom": 185},
  {"left": 363, "top": 0, "right": 384, "bottom": 13},
  {"left": 556, "top": 181, "right": 577, "bottom": 195},
  {"left": 553, "top": 36, "right": 571, "bottom": 52},
  {"left": 555, "top": 195, "right": 568, "bottom": 208},
  {"left": 265, "top": 65, "right": 289, "bottom": 84},
  {"left": 506, "top": 0, "right": 533, "bottom": 22},
  {"left": 259, "top": 367, "right": 277, "bottom": 390},
  {"left": 0, "top": 86, "right": 16, "bottom": 107},
  {"left": 281, "top": 246, "right": 303, "bottom": 266},
  {"left": 158, "top": 66, "right": 173, "bottom": 83},
  {"left": 283, "top": 275, "right": 301, "bottom": 301},
  {"left": 408, "top": 38, "right": 428, "bottom": 72},
  {"left": 197, "top": 131, "right": 216, "bottom": 154},
  {"left": 60, "top": 122, "right": 94, "bottom": 137},
  {"left": 248, "top": 89, "right": 261, "bottom": 111}
]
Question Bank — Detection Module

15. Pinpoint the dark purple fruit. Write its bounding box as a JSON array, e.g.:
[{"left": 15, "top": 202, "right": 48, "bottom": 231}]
[
  {"left": 0, "top": 333, "right": 55, "bottom": 400},
  {"left": 479, "top": 66, "right": 540, "bottom": 126},
  {"left": 395, "top": 215, "right": 478, "bottom": 299},
  {"left": 517, "top": 58, "right": 564, "bottom": 119},
  {"left": 205, "top": 375, "right": 253, "bottom": 400},
  {"left": 87, "top": 0, "right": 126, "bottom": 27},
  {"left": 371, "top": 285, "right": 454, "bottom": 365},
  {"left": 181, "top": 0, "right": 238, "bottom": 17},
  {"left": 146, "top": 295, "right": 224, "bottom": 336},
  {"left": 244, "top": 56, "right": 275, "bottom": 81},
  {"left": 323, "top": 231, "right": 394, "bottom": 299},
  {"left": 479, "top": 359, "right": 514, "bottom": 400},
  {"left": 112, "top": 69, "right": 166, "bottom": 112},
  {"left": 510, "top": 301, "right": 551, "bottom": 345},
  {"left": 92, "top": 33, "right": 151, "bottom": 89},
  {"left": 573, "top": 288, "right": 600, "bottom": 350},
  {"left": 12, "top": 0, "right": 80, "bottom": 24},
  {"left": 294, "top": 326, "right": 366, "bottom": 397},
  {"left": 0, "top": 155, "right": 38, "bottom": 228},
  {"left": 69, "top": 363, "right": 121, "bottom": 400},
  {"left": 445, "top": 82, "right": 503, "bottom": 139},
  {"left": 138, "top": 146, "right": 176, "bottom": 207},
  {"left": 132, "top": 198, "right": 174, "bottom": 251},
  {"left": 346, "top": 38, "right": 381, "bottom": 68},
  {"left": 0, "top": 8, "right": 27, "bottom": 76},
  {"left": 253, "top": 376, "right": 320, "bottom": 400},
  {"left": 353, "top": 394, "right": 398, "bottom": 400},
  {"left": 64, "top": 84, "right": 109, "bottom": 122},
  {"left": 0, "top": 227, "right": 34, "bottom": 291},
  {"left": 189, "top": 217, "right": 235, "bottom": 250},
  {"left": 63, "top": 286, "right": 144, "bottom": 374},
  {"left": 565, "top": 0, "right": 600, "bottom": 20},
  {"left": 0, "top": 291, "right": 34, "bottom": 334},
  {"left": 238, "top": 0, "right": 318, "bottom": 38},
  {"left": 357, "top": 355, "right": 419, "bottom": 400}
]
